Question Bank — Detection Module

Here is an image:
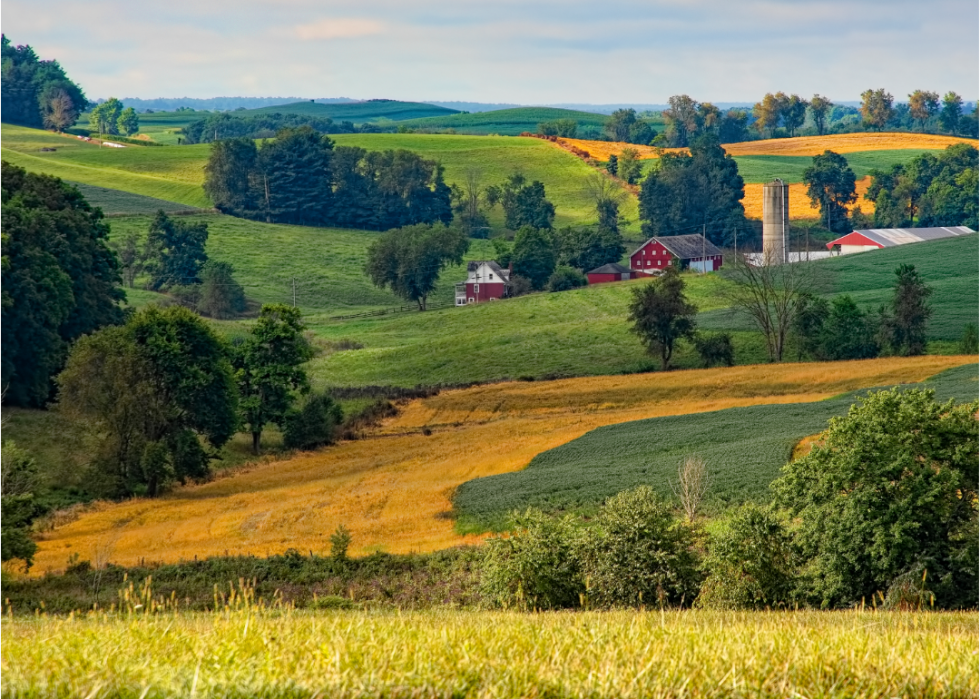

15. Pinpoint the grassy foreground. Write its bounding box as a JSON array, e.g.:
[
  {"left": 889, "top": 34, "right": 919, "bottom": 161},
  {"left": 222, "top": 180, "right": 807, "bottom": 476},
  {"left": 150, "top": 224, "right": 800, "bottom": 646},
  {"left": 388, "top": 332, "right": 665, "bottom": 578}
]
[{"left": 2, "top": 606, "right": 975, "bottom": 698}]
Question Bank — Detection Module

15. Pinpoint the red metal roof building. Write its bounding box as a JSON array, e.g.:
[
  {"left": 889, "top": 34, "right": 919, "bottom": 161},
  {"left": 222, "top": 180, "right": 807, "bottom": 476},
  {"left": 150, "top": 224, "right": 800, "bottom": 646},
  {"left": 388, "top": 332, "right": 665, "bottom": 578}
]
[
  {"left": 826, "top": 227, "right": 975, "bottom": 255},
  {"left": 587, "top": 263, "right": 637, "bottom": 284},
  {"left": 629, "top": 234, "right": 723, "bottom": 274}
]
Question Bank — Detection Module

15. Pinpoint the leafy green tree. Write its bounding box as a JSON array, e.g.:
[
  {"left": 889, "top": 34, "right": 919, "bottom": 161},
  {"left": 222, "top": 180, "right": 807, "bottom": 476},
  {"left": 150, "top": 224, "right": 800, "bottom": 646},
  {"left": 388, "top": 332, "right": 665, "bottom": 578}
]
[
  {"left": 537, "top": 119, "right": 577, "bottom": 138},
  {"left": 56, "top": 306, "right": 237, "bottom": 497},
  {"left": 196, "top": 260, "right": 247, "bottom": 319},
  {"left": 365, "top": 223, "right": 470, "bottom": 309},
  {"left": 556, "top": 226, "right": 625, "bottom": 273},
  {"left": 774, "top": 388, "right": 979, "bottom": 608},
  {"left": 752, "top": 93, "right": 781, "bottom": 137},
  {"left": 605, "top": 108, "right": 638, "bottom": 142},
  {"left": 617, "top": 147, "right": 642, "bottom": 185},
  {"left": 1, "top": 162, "right": 124, "bottom": 406},
  {"left": 887, "top": 264, "right": 932, "bottom": 356},
  {"left": 692, "top": 332, "right": 735, "bottom": 367},
  {"left": 781, "top": 94, "right": 809, "bottom": 136},
  {"left": 908, "top": 90, "right": 939, "bottom": 131},
  {"left": 1, "top": 35, "right": 87, "bottom": 129},
  {"left": 808, "top": 95, "right": 833, "bottom": 135},
  {"left": 581, "top": 487, "right": 700, "bottom": 608},
  {"left": 144, "top": 210, "right": 209, "bottom": 289},
  {"left": 605, "top": 154, "right": 618, "bottom": 176},
  {"left": 89, "top": 97, "right": 123, "bottom": 136},
  {"left": 639, "top": 134, "right": 746, "bottom": 247},
  {"left": 662, "top": 95, "right": 701, "bottom": 147},
  {"left": 234, "top": 304, "right": 313, "bottom": 454},
  {"left": 511, "top": 226, "right": 557, "bottom": 290},
  {"left": 958, "top": 323, "right": 978, "bottom": 354},
  {"left": 283, "top": 392, "right": 343, "bottom": 451},
  {"left": 939, "top": 92, "right": 964, "bottom": 134},
  {"left": 257, "top": 126, "right": 333, "bottom": 225},
  {"left": 627, "top": 265, "right": 697, "bottom": 371},
  {"left": 790, "top": 292, "right": 830, "bottom": 360},
  {"left": 203, "top": 137, "right": 259, "bottom": 216},
  {"left": 117, "top": 106, "right": 140, "bottom": 136},
  {"left": 717, "top": 109, "right": 749, "bottom": 144},
  {"left": 802, "top": 150, "right": 857, "bottom": 233},
  {"left": 820, "top": 295, "right": 878, "bottom": 360},
  {"left": 696, "top": 504, "right": 795, "bottom": 609},
  {"left": 487, "top": 173, "right": 556, "bottom": 231},
  {"left": 584, "top": 173, "right": 626, "bottom": 235},
  {"left": 546, "top": 266, "right": 587, "bottom": 292},
  {"left": 450, "top": 170, "right": 491, "bottom": 238},
  {"left": 859, "top": 89, "right": 894, "bottom": 131}
]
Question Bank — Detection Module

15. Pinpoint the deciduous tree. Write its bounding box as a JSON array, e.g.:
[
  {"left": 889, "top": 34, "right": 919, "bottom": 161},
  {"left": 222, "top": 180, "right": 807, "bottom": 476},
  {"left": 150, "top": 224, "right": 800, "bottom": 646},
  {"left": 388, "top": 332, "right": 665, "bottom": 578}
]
[
  {"left": 117, "top": 106, "right": 140, "bottom": 136},
  {"left": 939, "top": 92, "right": 964, "bottom": 134},
  {"left": 802, "top": 150, "right": 857, "bottom": 233},
  {"left": 808, "top": 95, "right": 833, "bottom": 136},
  {"left": 627, "top": 265, "right": 697, "bottom": 371},
  {"left": 888, "top": 263, "right": 932, "bottom": 356},
  {"left": 859, "top": 89, "right": 894, "bottom": 131},
  {"left": 511, "top": 225, "right": 557, "bottom": 290},
  {"left": 908, "top": 90, "right": 939, "bottom": 131},
  {"left": 144, "top": 210, "right": 209, "bottom": 289}
]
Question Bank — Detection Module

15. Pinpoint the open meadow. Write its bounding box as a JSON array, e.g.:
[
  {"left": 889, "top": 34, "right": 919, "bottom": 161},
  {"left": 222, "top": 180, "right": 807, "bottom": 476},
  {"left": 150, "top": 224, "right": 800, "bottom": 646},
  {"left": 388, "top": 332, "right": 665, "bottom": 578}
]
[
  {"left": 2, "top": 605, "right": 976, "bottom": 698},
  {"left": 25, "top": 355, "right": 972, "bottom": 573}
]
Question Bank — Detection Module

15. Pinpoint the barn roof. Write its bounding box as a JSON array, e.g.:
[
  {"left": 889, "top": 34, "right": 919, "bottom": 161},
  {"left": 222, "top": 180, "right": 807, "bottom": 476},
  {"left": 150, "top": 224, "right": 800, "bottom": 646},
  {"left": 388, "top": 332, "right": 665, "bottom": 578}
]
[
  {"left": 826, "top": 226, "right": 975, "bottom": 249},
  {"left": 634, "top": 234, "right": 722, "bottom": 260},
  {"left": 588, "top": 262, "right": 633, "bottom": 275}
]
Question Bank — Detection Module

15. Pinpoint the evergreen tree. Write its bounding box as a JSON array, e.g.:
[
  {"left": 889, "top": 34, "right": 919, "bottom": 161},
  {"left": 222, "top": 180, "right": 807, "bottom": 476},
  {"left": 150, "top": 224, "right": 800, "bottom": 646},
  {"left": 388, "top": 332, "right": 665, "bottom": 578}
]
[
  {"left": 889, "top": 264, "right": 932, "bottom": 356},
  {"left": 144, "top": 210, "right": 209, "bottom": 289},
  {"left": 1, "top": 162, "right": 124, "bottom": 406},
  {"left": 203, "top": 137, "right": 259, "bottom": 216},
  {"left": 257, "top": 126, "right": 334, "bottom": 225}
]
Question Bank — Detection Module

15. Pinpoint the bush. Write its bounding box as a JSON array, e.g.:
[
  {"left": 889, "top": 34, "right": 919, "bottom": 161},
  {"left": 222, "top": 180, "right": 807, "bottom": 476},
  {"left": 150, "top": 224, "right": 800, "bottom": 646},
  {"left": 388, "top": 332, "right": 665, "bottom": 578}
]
[
  {"left": 696, "top": 504, "right": 795, "bottom": 609},
  {"left": 773, "top": 387, "right": 979, "bottom": 608},
  {"left": 959, "top": 323, "right": 978, "bottom": 354},
  {"left": 282, "top": 392, "right": 343, "bottom": 450},
  {"left": 546, "top": 266, "right": 587, "bottom": 292},
  {"left": 693, "top": 332, "right": 735, "bottom": 367},
  {"left": 508, "top": 275, "right": 534, "bottom": 298},
  {"left": 581, "top": 487, "right": 700, "bottom": 608},
  {"left": 481, "top": 509, "right": 583, "bottom": 610}
]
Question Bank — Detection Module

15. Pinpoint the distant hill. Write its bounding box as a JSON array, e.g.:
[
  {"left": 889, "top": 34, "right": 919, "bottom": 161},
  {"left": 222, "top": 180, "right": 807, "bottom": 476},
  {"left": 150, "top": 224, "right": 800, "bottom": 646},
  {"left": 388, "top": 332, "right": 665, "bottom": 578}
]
[
  {"left": 118, "top": 97, "right": 355, "bottom": 112},
  {"left": 396, "top": 107, "right": 610, "bottom": 136},
  {"left": 236, "top": 100, "right": 459, "bottom": 123}
]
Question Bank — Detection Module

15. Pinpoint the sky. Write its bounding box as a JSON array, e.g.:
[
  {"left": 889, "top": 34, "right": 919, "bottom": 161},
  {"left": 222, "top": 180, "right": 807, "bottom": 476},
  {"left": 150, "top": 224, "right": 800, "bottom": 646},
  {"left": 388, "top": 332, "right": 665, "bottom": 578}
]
[{"left": 5, "top": 0, "right": 978, "bottom": 103}]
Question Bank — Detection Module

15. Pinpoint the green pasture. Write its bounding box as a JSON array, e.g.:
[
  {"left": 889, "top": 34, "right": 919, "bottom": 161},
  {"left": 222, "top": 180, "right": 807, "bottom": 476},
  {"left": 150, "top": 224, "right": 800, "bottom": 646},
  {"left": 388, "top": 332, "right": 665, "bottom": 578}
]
[
  {"left": 453, "top": 363, "right": 978, "bottom": 531},
  {"left": 1, "top": 124, "right": 211, "bottom": 207},
  {"left": 332, "top": 133, "right": 640, "bottom": 230},
  {"left": 394, "top": 106, "right": 610, "bottom": 136},
  {"left": 68, "top": 182, "right": 201, "bottom": 215},
  {"left": 731, "top": 149, "right": 944, "bottom": 184},
  {"left": 133, "top": 111, "right": 201, "bottom": 144}
]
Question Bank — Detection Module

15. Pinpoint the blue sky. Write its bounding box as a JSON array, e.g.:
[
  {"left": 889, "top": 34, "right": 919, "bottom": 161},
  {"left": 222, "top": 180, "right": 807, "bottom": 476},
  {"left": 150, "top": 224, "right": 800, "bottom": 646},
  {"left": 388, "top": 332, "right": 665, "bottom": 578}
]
[{"left": 5, "top": 0, "right": 978, "bottom": 103}]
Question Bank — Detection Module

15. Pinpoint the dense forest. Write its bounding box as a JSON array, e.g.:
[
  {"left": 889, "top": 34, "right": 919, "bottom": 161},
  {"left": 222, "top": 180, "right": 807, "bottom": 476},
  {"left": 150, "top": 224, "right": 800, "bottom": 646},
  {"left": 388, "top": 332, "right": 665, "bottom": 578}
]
[{"left": 1, "top": 35, "right": 87, "bottom": 131}]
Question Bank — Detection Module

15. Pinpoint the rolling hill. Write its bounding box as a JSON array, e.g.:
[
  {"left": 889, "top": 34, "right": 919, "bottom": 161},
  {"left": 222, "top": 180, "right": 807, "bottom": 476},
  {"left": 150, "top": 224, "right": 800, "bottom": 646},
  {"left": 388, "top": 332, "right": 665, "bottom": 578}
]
[
  {"left": 394, "top": 107, "right": 611, "bottom": 136},
  {"left": 236, "top": 99, "right": 459, "bottom": 122}
]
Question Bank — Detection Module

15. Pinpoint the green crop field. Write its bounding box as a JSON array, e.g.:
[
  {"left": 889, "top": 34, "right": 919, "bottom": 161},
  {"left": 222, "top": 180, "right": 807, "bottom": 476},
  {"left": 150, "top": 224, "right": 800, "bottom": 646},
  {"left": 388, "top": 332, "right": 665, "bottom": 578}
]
[
  {"left": 68, "top": 182, "right": 202, "bottom": 215},
  {"left": 132, "top": 111, "right": 202, "bottom": 144},
  {"left": 731, "top": 149, "right": 944, "bottom": 184},
  {"left": 237, "top": 99, "right": 459, "bottom": 122},
  {"left": 394, "top": 106, "right": 611, "bottom": 135},
  {"left": 453, "top": 364, "right": 978, "bottom": 531}
]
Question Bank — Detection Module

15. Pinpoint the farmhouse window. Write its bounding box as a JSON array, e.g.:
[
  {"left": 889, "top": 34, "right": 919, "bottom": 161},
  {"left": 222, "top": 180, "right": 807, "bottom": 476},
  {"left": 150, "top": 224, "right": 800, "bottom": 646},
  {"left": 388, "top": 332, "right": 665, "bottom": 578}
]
[
  {"left": 474, "top": 284, "right": 480, "bottom": 293},
  {"left": 489, "top": 273, "right": 494, "bottom": 279}
]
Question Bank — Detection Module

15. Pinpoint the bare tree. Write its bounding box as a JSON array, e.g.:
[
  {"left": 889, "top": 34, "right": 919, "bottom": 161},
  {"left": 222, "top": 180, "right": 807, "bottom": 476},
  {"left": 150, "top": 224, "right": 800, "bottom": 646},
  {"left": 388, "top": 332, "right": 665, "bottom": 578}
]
[
  {"left": 671, "top": 454, "right": 709, "bottom": 521},
  {"left": 723, "top": 254, "right": 817, "bottom": 362}
]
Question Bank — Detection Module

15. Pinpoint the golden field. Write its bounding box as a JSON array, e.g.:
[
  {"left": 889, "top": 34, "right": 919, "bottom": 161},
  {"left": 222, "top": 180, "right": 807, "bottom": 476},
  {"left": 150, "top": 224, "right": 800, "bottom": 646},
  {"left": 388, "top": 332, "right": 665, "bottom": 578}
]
[
  {"left": 31, "top": 356, "right": 973, "bottom": 574},
  {"left": 557, "top": 132, "right": 976, "bottom": 161},
  {"left": 742, "top": 175, "right": 875, "bottom": 219},
  {"left": 4, "top": 607, "right": 976, "bottom": 698}
]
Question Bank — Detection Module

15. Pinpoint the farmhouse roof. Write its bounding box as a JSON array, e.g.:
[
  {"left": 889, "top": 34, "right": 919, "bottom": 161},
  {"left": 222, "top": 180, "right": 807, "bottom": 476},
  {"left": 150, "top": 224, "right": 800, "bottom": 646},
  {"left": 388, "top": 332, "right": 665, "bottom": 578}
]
[
  {"left": 588, "top": 263, "right": 633, "bottom": 275},
  {"left": 630, "top": 234, "right": 722, "bottom": 260},
  {"left": 825, "top": 226, "right": 975, "bottom": 250},
  {"left": 466, "top": 260, "right": 510, "bottom": 280}
]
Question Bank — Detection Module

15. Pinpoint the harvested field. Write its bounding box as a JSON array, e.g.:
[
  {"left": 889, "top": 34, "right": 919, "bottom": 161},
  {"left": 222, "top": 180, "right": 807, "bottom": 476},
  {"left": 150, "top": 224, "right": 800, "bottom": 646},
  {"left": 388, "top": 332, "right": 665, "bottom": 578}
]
[
  {"left": 558, "top": 132, "right": 976, "bottom": 161},
  {"left": 30, "top": 356, "right": 971, "bottom": 574},
  {"left": 742, "top": 175, "right": 874, "bottom": 219}
]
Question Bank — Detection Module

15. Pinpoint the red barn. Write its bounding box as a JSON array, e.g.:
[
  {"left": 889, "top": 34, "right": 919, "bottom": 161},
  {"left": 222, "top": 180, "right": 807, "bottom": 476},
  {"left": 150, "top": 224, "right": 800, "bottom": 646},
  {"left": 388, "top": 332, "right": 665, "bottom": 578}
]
[
  {"left": 455, "top": 261, "right": 510, "bottom": 306},
  {"left": 629, "top": 234, "right": 723, "bottom": 274},
  {"left": 587, "top": 262, "right": 637, "bottom": 284}
]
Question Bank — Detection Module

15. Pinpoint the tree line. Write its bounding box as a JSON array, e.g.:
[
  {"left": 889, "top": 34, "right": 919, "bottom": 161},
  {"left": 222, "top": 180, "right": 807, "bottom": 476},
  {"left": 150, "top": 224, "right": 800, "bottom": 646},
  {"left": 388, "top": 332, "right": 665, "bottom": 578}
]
[
  {"left": 182, "top": 112, "right": 359, "bottom": 144},
  {"left": 1, "top": 35, "right": 87, "bottom": 132},
  {"left": 203, "top": 127, "right": 453, "bottom": 230},
  {"left": 87, "top": 97, "right": 140, "bottom": 138}
]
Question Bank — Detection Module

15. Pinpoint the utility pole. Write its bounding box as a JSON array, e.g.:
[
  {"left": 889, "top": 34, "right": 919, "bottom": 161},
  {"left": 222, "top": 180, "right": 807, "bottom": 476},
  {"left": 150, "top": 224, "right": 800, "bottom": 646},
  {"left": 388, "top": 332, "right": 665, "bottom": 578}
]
[{"left": 701, "top": 223, "right": 706, "bottom": 273}]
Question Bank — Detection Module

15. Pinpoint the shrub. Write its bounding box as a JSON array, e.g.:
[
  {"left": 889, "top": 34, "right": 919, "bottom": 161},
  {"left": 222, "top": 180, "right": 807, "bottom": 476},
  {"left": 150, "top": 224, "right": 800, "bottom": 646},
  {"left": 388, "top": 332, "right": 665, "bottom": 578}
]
[
  {"left": 773, "top": 387, "right": 979, "bottom": 609},
  {"left": 330, "top": 524, "right": 352, "bottom": 561},
  {"left": 959, "top": 323, "right": 978, "bottom": 354},
  {"left": 696, "top": 504, "right": 796, "bottom": 609},
  {"left": 283, "top": 392, "right": 343, "bottom": 451},
  {"left": 693, "top": 332, "right": 735, "bottom": 367},
  {"left": 481, "top": 509, "right": 583, "bottom": 610},
  {"left": 581, "top": 487, "right": 700, "bottom": 608},
  {"left": 546, "top": 266, "right": 587, "bottom": 292},
  {"left": 508, "top": 275, "right": 534, "bottom": 298}
]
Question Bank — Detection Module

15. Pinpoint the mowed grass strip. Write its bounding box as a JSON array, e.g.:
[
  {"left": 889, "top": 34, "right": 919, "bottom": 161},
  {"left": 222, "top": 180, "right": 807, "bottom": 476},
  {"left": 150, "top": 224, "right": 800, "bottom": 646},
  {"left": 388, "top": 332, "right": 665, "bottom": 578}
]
[
  {"left": 29, "top": 356, "right": 971, "bottom": 573},
  {"left": 453, "top": 364, "right": 978, "bottom": 530},
  {"left": 3, "top": 608, "right": 975, "bottom": 698}
]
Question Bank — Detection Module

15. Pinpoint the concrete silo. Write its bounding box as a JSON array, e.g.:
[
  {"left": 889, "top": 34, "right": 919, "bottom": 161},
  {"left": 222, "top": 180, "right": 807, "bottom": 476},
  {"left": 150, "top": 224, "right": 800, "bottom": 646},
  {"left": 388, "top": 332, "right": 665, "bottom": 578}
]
[{"left": 762, "top": 178, "right": 789, "bottom": 264}]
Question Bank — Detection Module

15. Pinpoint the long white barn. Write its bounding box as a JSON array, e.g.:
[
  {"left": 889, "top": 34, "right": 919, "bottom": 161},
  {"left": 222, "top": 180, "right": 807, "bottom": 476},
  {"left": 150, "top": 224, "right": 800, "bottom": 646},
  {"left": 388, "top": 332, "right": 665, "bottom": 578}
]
[{"left": 826, "top": 226, "right": 975, "bottom": 255}]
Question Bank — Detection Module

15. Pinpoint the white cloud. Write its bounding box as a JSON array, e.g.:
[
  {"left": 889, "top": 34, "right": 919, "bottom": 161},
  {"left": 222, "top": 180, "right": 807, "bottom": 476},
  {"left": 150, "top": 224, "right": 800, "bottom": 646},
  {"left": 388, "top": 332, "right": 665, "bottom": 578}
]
[{"left": 294, "top": 18, "right": 384, "bottom": 41}]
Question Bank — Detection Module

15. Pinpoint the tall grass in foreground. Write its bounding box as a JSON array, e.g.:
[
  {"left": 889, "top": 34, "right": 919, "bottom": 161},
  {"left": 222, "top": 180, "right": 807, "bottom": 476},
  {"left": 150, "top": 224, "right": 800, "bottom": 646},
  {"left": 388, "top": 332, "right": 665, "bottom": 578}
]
[{"left": 3, "top": 601, "right": 975, "bottom": 698}]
